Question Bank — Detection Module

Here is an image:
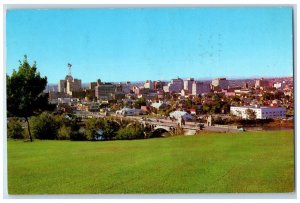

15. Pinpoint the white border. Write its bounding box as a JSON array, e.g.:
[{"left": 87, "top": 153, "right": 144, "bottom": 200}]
[{"left": 1, "top": 0, "right": 299, "bottom": 201}]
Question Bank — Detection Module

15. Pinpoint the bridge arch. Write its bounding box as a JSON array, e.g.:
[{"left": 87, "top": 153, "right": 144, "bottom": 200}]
[
  {"left": 150, "top": 127, "right": 170, "bottom": 138},
  {"left": 153, "top": 126, "right": 170, "bottom": 132}
]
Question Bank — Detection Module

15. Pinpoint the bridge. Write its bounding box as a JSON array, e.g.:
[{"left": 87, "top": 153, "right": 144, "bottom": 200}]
[
  {"left": 139, "top": 120, "right": 201, "bottom": 136},
  {"left": 75, "top": 111, "right": 242, "bottom": 134}
]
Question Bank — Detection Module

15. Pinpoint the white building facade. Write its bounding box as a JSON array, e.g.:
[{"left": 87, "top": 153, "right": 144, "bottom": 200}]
[
  {"left": 183, "top": 78, "right": 194, "bottom": 94},
  {"left": 116, "top": 108, "right": 142, "bottom": 116},
  {"left": 230, "top": 105, "right": 286, "bottom": 119},
  {"left": 144, "top": 80, "right": 154, "bottom": 89}
]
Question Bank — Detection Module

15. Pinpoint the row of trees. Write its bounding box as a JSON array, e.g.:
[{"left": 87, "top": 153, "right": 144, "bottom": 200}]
[{"left": 7, "top": 112, "right": 160, "bottom": 141}]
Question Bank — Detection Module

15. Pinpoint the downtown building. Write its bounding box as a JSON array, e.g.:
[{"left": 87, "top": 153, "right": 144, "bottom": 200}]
[
  {"left": 192, "top": 81, "right": 211, "bottom": 95},
  {"left": 163, "top": 77, "right": 184, "bottom": 93},
  {"left": 255, "top": 78, "right": 271, "bottom": 89},
  {"left": 211, "top": 78, "right": 229, "bottom": 90},
  {"left": 183, "top": 78, "right": 195, "bottom": 94},
  {"left": 153, "top": 81, "right": 166, "bottom": 90},
  {"left": 144, "top": 80, "right": 154, "bottom": 89},
  {"left": 95, "top": 80, "right": 123, "bottom": 100},
  {"left": 58, "top": 74, "right": 82, "bottom": 97}
]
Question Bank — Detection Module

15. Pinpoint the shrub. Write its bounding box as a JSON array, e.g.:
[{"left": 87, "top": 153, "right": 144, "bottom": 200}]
[
  {"left": 30, "top": 112, "right": 60, "bottom": 139},
  {"left": 55, "top": 113, "right": 80, "bottom": 131},
  {"left": 149, "top": 128, "right": 166, "bottom": 138},
  {"left": 84, "top": 118, "right": 121, "bottom": 141},
  {"left": 84, "top": 118, "right": 101, "bottom": 141},
  {"left": 101, "top": 120, "right": 120, "bottom": 140},
  {"left": 7, "top": 118, "right": 24, "bottom": 139},
  {"left": 57, "top": 125, "right": 71, "bottom": 140},
  {"left": 116, "top": 126, "right": 144, "bottom": 140},
  {"left": 70, "top": 129, "right": 87, "bottom": 141}
]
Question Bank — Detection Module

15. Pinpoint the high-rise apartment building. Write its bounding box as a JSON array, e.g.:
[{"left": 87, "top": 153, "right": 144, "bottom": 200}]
[
  {"left": 192, "top": 81, "right": 211, "bottom": 95},
  {"left": 144, "top": 80, "right": 154, "bottom": 89},
  {"left": 57, "top": 64, "right": 82, "bottom": 96},
  {"left": 184, "top": 78, "right": 194, "bottom": 94},
  {"left": 169, "top": 78, "right": 184, "bottom": 93},
  {"left": 211, "top": 78, "right": 229, "bottom": 90}
]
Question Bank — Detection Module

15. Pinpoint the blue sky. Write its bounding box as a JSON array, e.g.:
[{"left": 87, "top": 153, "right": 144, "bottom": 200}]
[{"left": 6, "top": 7, "right": 293, "bottom": 83}]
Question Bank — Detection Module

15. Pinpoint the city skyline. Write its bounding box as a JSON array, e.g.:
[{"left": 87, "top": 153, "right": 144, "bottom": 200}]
[
  {"left": 6, "top": 7, "right": 293, "bottom": 83},
  {"left": 51, "top": 75, "right": 292, "bottom": 86}
]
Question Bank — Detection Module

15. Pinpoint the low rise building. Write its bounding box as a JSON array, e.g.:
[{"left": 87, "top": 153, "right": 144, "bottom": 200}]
[
  {"left": 116, "top": 108, "right": 142, "bottom": 116},
  {"left": 274, "top": 82, "right": 282, "bottom": 90},
  {"left": 234, "top": 89, "right": 252, "bottom": 96},
  {"left": 49, "top": 91, "right": 67, "bottom": 102},
  {"left": 58, "top": 97, "right": 71, "bottom": 104},
  {"left": 221, "top": 89, "right": 235, "bottom": 97},
  {"left": 230, "top": 105, "right": 286, "bottom": 119},
  {"left": 169, "top": 110, "right": 195, "bottom": 121},
  {"left": 88, "top": 103, "right": 100, "bottom": 112},
  {"left": 181, "top": 89, "right": 189, "bottom": 97},
  {"left": 151, "top": 101, "right": 167, "bottom": 110},
  {"left": 95, "top": 82, "right": 122, "bottom": 100}
]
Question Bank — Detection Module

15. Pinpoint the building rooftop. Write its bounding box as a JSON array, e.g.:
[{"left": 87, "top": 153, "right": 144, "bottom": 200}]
[{"left": 231, "top": 105, "right": 285, "bottom": 109}]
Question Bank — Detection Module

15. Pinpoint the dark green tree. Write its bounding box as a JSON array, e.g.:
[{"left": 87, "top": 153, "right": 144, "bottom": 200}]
[
  {"left": 84, "top": 118, "right": 101, "bottom": 140},
  {"left": 274, "top": 91, "right": 284, "bottom": 100},
  {"left": 133, "top": 97, "right": 146, "bottom": 109},
  {"left": 30, "top": 112, "right": 60, "bottom": 140},
  {"left": 245, "top": 109, "right": 257, "bottom": 120},
  {"left": 7, "top": 118, "right": 24, "bottom": 139},
  {"left": 184, "top": 98, "right": 193, "bottom": 109},
  {"left": 7, "top": 55, "right": 48, "bottom": 142},
  {"left": 262, "top": 92, "right": 274, "bottom": 100},
  {"left": 116, "top": 126, "right": 144, "bottom": 140}
]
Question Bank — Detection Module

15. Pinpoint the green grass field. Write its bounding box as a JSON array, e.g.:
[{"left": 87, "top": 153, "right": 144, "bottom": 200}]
[{"left": 7, "top": 131, "right": 294, "bottom": 194}]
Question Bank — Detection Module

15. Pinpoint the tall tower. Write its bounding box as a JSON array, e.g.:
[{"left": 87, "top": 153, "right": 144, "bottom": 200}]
[{"left": 68, "top": 63, "right": 72, "bottom": 76}]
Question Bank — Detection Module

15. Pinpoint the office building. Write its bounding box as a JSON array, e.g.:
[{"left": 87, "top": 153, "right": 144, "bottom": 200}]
[
  {"left": 184, "top": 78, "right": 194, "bottom": 94},
  {"left": 211, "top": 78, "right": 229, "bottom": 90},
  {"left": 192, "top": 81, "right": 210, "bottom": 95},
  {"left": 95, "top": 82, "right": 122, "bottom": 100}
]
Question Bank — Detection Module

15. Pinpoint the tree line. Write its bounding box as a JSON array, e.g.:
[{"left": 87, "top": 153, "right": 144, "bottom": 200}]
[{"left": 7, "top": 112, "right": 163, "bottom": 141}]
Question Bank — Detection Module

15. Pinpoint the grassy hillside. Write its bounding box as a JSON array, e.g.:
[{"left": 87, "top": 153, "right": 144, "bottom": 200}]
[{"left": 7, "top": 131, "right": 294, "bottom": 194}]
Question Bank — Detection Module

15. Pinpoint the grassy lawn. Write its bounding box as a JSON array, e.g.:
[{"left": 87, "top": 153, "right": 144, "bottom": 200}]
[{"left": 7, "top": 131, "right": 294, "bottom": 194}]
